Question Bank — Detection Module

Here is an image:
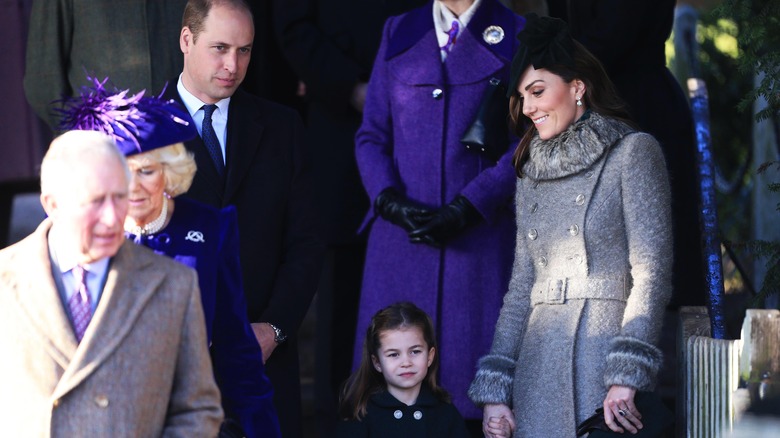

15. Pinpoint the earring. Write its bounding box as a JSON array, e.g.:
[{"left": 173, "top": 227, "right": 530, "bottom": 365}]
[{"left": 576, "top": 97, "right": 583, "bottom": 107}]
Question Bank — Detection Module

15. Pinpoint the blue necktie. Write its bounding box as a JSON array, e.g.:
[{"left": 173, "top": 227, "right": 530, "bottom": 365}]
[{"left": 202, "top": 104, "right": 225, "bottom": 176}]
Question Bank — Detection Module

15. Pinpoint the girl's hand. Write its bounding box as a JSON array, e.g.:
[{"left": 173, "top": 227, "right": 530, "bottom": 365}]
[
  {"left": 603, "top": 385, "right": 643, "bottom": 434},
  {"left": 486, "top": 415, "right": 512, "bottom": 437},
  {"left": 483, "top": 404, "right": 515, "bottom": 438}
]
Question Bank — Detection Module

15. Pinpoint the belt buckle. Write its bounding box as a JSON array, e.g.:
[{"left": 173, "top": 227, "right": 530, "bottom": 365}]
[{"left": 546, "top": 278, "right": 567, "bottom": 304}]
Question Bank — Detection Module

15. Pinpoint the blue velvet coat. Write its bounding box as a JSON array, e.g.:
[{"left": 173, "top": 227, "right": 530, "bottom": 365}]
[
  {"left": 354, "top": 0, "right": 524, "bottom": 418},
  {"left": 126, "top": 197, "right": 280, "bottom": 438}
]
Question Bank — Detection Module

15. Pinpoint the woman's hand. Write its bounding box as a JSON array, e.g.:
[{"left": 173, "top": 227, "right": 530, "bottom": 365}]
[
  {"left": 483, "top": 404, "right": 515, "bottom": 438},
  {"left": 603, "top": 385, "right": 642, "bottom": 434}
]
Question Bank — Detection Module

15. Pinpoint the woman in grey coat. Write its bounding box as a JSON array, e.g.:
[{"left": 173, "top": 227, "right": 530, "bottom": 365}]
[{"left": 468, "top": 14, "right": 672, "bottom": 437}]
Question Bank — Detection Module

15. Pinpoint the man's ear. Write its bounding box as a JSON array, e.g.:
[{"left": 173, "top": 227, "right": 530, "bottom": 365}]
[
  {"left": 180, "top": 27, "right": 193, "bottom": 54},
  {"left": 40, "top": 193, "right": 57, "bottom": 218}
]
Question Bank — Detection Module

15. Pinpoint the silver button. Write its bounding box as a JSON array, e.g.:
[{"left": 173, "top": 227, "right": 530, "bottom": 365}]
[
  {"left": 414, "top": 410, "right": 423, "bottom": 420},
  {"left": 575, "top": 194, "right": 585, "bottom": 205},
  {"left": 94, "top": 395, "right": 109, "bottom": 408},
  {"left": 576, "top": 255, "right": 584, "bottom": 265},
  {"left": 432, "top": 88, "right": 443, "bottom": 99},
  {"left": 394, "top": 410, "right": 403, "bottom": 419},
  {"left": 538, "top": 256, "right": 548, "bottom": 267},
  {"left": 585, "top": 171, "right": 594, "bottom": 179},
  {"left": 568, "top": 225, "right": 579, "bottom": 236},
  {"left": 530, "top": 203, "right": 538, "bottom": 213},
  {"left": 532, "top": 181, "right": 540, "bottom": 189},
  {"left": 528, "top": 229, "right": 538, "bottom": 240}
]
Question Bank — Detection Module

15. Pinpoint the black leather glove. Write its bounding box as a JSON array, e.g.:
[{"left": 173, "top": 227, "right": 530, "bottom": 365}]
[
  {"left": 374, "top": 188, "right": 435, "bottom": 232},
  {"left": 409, "top": 195, "right": 481, "bottom": 247}
]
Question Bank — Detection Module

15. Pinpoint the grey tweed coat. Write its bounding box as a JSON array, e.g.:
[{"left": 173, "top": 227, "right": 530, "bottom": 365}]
[{"left": 468, "top": 113, "right": 672, "bottom": 437}]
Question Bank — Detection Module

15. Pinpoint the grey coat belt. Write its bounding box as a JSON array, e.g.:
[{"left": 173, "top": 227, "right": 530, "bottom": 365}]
[{"left": 531, "top": 276, "right": 629, "bottom": 305}]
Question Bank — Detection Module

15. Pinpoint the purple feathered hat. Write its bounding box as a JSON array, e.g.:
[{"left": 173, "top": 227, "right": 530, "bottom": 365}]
[{"left": 57, "top": 76, "right": 197, "bottom": 156}]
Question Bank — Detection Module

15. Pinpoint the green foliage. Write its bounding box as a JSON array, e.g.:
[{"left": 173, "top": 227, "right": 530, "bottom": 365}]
[
  {"left": 717, "top": 0, "right": 780, "bottom": 121},
  {"left": 695, "top": 11, "right": 752, "bottom": 240}
]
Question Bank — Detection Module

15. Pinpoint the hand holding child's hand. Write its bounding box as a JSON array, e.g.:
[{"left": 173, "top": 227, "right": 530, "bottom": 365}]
[
  {"left": 486, "top": 415, "right": 512, "bottom": 437},
  {"left": 483, "top": 404, "right": 514, "bottom": 438}
]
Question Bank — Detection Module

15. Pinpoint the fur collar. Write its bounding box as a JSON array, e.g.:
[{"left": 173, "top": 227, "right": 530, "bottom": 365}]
[{"left": 523, "top": 112, "right": 634, "bottom": 181}]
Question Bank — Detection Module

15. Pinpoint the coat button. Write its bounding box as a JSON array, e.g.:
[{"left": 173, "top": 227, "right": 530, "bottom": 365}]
[
  {"left": 585, "top": 171, "right": 594, "bottom": 179},
  {"left": 575, "top": 194, "right": 585, "bottom": 205},
  {"left": 432, "top": 88, "right": 443, "bottom": 99},
  {"left": 528, "top": 229, "right": 538, "bottom": 240},
  {"left": 574, "top": 255, "right": 583, "bottom": 265},
  {"left": 53, "top": 399, "right": 60, "bottom": 408},
  {"left": 414, "top": 410, "right": 423, "bottom": 420},
  {"left": 568, "top": 224, "right": 579, "bottom": 236},
  {"left": 394, "top": 409, "right": 403, "bottom": 419},
  {"left": 94, "top": 395, "right": 109, "bottom": 408},
  {"left": 538, "top": 256, "right": 548, "bottom": 267},
  {"left": 529, "top": 203, "right": 538, "bottom": 213}
]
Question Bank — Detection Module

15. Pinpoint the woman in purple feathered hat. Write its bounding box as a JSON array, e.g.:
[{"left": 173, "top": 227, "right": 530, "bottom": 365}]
[{"left": 59, "top": 77, "right": 281, "bottom": 438}]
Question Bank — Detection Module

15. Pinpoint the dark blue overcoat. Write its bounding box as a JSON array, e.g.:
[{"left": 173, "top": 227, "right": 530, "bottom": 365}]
[
  {"left": 354, "top": 0, "right": 524, "bottom": 418},
  {"left": 127, "top": 197, "right": 280, "bottom": 438}
]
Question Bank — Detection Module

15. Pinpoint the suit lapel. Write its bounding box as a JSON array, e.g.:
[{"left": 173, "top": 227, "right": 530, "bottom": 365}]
[
  {"left": 223, "top": 89, "right": 264, "bottom": 203},
  {"left": 52, "top": 242, "right": 164, "bottom": 399},
  {"left": 10, "top": 220, "right": 79, "bottom": 370}
]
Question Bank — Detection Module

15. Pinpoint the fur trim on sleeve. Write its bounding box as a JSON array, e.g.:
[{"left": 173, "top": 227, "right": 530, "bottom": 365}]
[
  {"left": 604, "top": 336, "right": 663, "bottom": 391},
  {"left": 468, "top": 354, "right": 515, "bottom": 407}
]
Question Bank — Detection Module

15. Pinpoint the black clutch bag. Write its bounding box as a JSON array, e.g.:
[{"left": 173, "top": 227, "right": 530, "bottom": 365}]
[
  {"left": 460, "top": 77, "right": 511, "bottom": 162},
  {"left": 575, "top": 391, "right": 674, "bottom": 437}
]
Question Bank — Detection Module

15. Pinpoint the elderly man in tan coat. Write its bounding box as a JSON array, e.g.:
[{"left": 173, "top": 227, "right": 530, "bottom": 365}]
[{"left": 0, "top": 130, "right": 223, "bottom": 436}]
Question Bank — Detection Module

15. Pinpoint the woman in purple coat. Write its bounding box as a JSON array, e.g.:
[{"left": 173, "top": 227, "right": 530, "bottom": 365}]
[{"left": 354, "top": 0, "right": 524, "bottom": 420}]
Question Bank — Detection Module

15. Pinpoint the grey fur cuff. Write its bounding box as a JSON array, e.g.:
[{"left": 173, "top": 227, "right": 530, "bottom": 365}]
[
  {"left": 604, "top": 336, "right": 663, "bottom": 391},
  {"left": 467, "top": 354, "right": 515, "bottom": 407}
]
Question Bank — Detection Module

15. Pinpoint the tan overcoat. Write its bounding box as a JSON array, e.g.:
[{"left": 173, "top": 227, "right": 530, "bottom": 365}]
[{"left": 0, "top": 219, "right": 223, "bottom": 437}]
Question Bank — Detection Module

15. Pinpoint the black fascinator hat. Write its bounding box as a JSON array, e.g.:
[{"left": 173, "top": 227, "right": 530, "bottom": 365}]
[
  {"left": 507, "top": 13, "right": 577, "bottom": 97},
  {"left": 57, "top": 76, "right": 197, "bottom": 157}
]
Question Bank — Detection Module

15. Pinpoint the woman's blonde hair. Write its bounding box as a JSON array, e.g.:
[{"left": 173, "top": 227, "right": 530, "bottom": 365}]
[{"left": 129, "top": 143, "right": 197, "bottom": 197}]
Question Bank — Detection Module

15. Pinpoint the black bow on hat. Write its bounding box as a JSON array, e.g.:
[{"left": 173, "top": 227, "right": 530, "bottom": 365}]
[{"left": 507, "top": 13, "right": 576, "bottom": 97}]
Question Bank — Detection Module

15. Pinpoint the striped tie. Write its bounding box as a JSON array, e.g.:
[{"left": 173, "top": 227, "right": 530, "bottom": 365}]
[{"left": 68, "top": 265, "right": 92, "bottom": 342}]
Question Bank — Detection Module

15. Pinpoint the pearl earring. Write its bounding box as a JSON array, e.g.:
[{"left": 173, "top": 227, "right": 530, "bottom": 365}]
[{"left": 576, "top": 97, "right": 583, "bottom": 107}]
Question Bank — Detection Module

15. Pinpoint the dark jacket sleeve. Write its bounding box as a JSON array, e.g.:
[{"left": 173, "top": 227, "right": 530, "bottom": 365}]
[
  {"left": 211, "top": 206, "right": 281, "bottom": 438},
  {"left": 24, "top": 0, "right": 73, "bottom": 129},
  {"left": 259, "top": 110, "right": 325, "bottom": 334},
  {"left": 273, "top": 0, "right": 364, "bottom": 109}
]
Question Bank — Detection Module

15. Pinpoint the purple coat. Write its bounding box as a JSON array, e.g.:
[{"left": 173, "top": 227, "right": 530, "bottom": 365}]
[{"left": 354, "top": 0, "right": 524, "bottom": 419}]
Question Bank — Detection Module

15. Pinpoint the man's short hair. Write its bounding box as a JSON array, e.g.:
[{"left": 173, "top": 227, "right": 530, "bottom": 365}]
[
  {"left": 182, "top": 0, "right": 253, "bottom": 42},
  {"left": 40, "top": 130, "right": 130, "bottom": 197}
]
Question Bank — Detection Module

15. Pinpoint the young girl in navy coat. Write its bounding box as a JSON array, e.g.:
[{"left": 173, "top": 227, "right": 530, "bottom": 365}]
[{"left": 337, "top": 302, "right": 475, "bottom": 437}]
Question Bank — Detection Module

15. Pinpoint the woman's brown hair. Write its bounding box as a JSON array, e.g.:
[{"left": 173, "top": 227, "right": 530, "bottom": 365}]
[{"left": 509, "top": 39, "right": 634, "bottom": 177}]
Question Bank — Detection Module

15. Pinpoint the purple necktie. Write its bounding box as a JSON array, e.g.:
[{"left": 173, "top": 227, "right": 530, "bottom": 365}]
[
  {"left": 441, "top": 20, "right": 459, "bottom": 55},
  {"left": 68, "top": 265, "right": 92, "bottom": 342},
  {"left": 202, "top": 104, "right": 225, "bottom": 177}
]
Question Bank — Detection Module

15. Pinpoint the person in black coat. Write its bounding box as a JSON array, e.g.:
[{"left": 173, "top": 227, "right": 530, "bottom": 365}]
[
  {"left": 165, "top": 1, "right": 324, "bottom": 437},
  {"left": 274, "top": 0, "right": 427, "bottom": 428},
  {"left": 546, "top": 0, "right": 706, "bottom": 308}
]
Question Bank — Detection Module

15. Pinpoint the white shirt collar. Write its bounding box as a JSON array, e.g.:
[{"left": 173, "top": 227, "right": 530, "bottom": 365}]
[
  {"left": 433, "top": 0, "right": 482, "bottom": 61},
  {"left": 177, "top": 74, "right": 231, "bottom": 118}
]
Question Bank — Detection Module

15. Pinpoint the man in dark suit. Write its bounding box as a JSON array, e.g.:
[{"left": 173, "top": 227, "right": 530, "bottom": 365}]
[
  {"left": 165, "top": 1, "right": 324, "bottom": 436},
  {"left": 0, "top": 130, "right": 223, "bottom": 436}
]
